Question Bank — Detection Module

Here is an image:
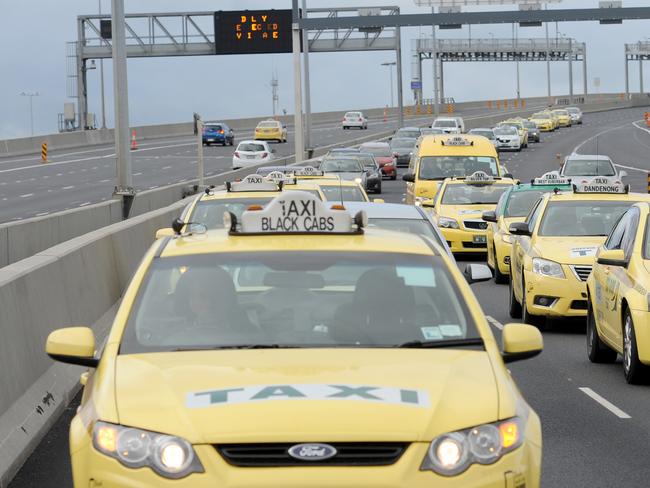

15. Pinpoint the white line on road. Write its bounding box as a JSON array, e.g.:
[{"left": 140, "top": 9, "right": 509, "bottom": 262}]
[
  {"left": 486, "top": 316, "right": 504, "bottom": 330},
  {"left": 615, "top": 163, "right": 649, "bottom": 173},
  {"left": 79, "top": 202, "right": 91, "bottom": 207},
  {"left": 19, "top": 193, "right": 33, "bottom": 198},
  {"left": 133, "top": 172, "right": 143, "bottom": 176},
  {"left": 36, "top": 212, "right": 50, "bottom": 217},
  {"left": 572, "top": 122, "right": 632, "bottom": 155},
  {"left": 579, "top": 387, "right": 631, "bottom": 419},
  {"left": 62, "top": 185, "right": 75, "bottom": 190}
]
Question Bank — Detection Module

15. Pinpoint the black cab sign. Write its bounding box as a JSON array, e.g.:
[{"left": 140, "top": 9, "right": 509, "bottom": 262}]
[
  {"left": 465, "top": 171, "right": 494, "bottom": 184},
  {"left": 293, "top": 166, "right": 325, "bottom": 177},
  {"left": 228, "top": 174, "right": 279, "bottom": 192},
  {"left": 443, "top": 136, "right": 472, "bottom": 147},
  {"left": 240, "top": 191, "right": 353, "bottom": 233},
  {"left": 533, "top": 172, "right": 570, "bottom": 186},
  {"left": 574, "top": 177, "right": 627, "bottom": 194}
]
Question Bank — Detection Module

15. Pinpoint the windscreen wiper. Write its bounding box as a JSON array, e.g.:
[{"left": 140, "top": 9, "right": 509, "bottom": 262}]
[
  {"left": 396, "top": 338, "right": 484, "bottom": 349},
  {"left": 172, "top": 344, "right": 300, "bottom": 352}
]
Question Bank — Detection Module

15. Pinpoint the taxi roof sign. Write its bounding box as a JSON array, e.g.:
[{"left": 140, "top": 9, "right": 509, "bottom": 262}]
[
  {"left": 464, "top": 171, "right": 494, "bottom": 184},
  {"left": 532, "top": 172, "right": 571, "bottom": 186},
  {"left": 229, "top": 191, "right": 365, "bottom": 234},
  {"left": 265, "top": 171, "right": 296, "bottom": 185},
  {"left": 292, "top": 166, "right": 325, "bottom": 177},
  {"left": 442, "top": 136, "right": 473, "bottom": 147},
  {"left": 226, "top": 174, "right": 280, "bottom": 192},
  {"left": 572, "top": 176, "right": 629, "bottom": 194}
]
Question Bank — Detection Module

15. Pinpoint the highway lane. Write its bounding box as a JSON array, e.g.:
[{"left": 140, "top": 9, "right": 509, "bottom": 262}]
[
  {"left": 9, "top": 106, "right": 650, "bottom": 488},
  {"left": 0, "top": 103, "right": 547, "bottom": 223}
]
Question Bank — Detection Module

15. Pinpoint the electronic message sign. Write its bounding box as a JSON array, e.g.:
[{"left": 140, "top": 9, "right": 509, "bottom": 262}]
[{"left": 214, "top": 10, "right": 295, "bottom": 55}]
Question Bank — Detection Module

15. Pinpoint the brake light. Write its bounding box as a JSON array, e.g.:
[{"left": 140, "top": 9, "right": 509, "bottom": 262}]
[
  {"left": 234, "top": 152, "right": 240, "bottom": 158},
  {"left": 219, "top": 130, "right": 224, "bottom": 134}
]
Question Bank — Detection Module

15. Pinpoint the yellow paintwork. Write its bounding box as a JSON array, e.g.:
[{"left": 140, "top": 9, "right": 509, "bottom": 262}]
[
  {"left": 511, "top": 192, "right": 650, "bottom": 321},
  {"left": 528, "top": 113, "right": 555, "bottom": 132},
  {"left": 587, "top": 202, "right": 650, "bottom": 364},
  {"left": 432, "top": 179, "right": 516, "bottom": 254},
  {"left": 551, "top": 110, "right": 572, "bottom": 127},
  {"left": 46, "top": 327, "right": 96, "bottom": 358},
  {"left": 405, "top": 135, "right": 502, "bottom": 205},
  {"left": 487, "top": 216, "right": 523, "bottom": 275},
  {"left": 254, "top": 120, "right": 287, "bottom": 142},
  {"left": 48, "top": 222, "right": 541, "bottom": 487}
]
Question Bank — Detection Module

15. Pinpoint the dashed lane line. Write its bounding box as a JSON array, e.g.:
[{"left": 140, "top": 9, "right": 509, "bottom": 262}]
[{"left": 579, "top": 387, "right": 631, "bottom": 419}]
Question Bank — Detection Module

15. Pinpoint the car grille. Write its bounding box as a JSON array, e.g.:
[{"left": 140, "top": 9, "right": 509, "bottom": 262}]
[
  {"left": 464, "top": 220, "right": 488, "bottom": 230},
  {"left": 571, "top": 265, "right": 592, "bottom": 282},
  {"left": 463, "top": 242, "right": 487, "bottom": 249},
  {"left": 216, "top": 443, "right": 408, "bottom": 467}
]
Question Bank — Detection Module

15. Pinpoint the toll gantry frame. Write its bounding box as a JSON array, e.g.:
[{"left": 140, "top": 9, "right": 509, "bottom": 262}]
[
  {"left": 411, "top": 37, "right": 587, "bottom": 105},
  {"left": 624, "top": 42, "right": 650, "bottom": 99}
]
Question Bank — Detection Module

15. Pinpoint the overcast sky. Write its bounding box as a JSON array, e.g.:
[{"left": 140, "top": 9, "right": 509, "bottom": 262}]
[{"left": 2, "top": 0, "right": 649, "bottom": 138}]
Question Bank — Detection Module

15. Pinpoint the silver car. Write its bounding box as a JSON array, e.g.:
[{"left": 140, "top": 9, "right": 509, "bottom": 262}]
[
  {"left": 319, "top": 157, "right": 369, "bottom": 189},
  {"left": 559, "top": 154, "right": 626, "bottom": 180},
  {"left": 493, "top": 126, "right": 521, "bottom": 151},
  {"left": 566, "top": 107, "right": 583, "bottom": 125},
  {"left": 468, "top": 128, "right": 497, "bottom": 147}
]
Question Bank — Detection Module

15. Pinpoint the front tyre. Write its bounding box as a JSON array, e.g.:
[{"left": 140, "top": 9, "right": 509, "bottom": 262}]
[
  {"left": 586, "top": 302, "right": 617, "bottom": 363},
  {"left": 623, "top": 309, "right": 650, "bottom": 384}
]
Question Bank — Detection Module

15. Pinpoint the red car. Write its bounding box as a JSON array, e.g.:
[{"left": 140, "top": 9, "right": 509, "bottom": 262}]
[{"left": 358, "top": 142, "right": 396, "bottom": 180}]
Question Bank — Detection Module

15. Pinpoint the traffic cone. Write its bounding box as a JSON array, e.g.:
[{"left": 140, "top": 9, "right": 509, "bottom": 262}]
[
  {"left": 383, "top": 107, "right": 388, "bottom": 122},
  {"left": 130, "top": 129, "right": 138, "bottom": 150}
]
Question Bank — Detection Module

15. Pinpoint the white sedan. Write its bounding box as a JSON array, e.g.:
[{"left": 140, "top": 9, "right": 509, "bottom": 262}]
[
  {"left": 342, "top": 111, "right": 368, "bottom": 130},
  {"left": 232, "top": 140, "right": 275, "bottom": 170}
]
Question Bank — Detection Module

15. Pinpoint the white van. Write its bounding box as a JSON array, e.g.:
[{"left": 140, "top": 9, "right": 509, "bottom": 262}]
[{"left": 431, "top": 116, "right": 464, "bottom": 134}]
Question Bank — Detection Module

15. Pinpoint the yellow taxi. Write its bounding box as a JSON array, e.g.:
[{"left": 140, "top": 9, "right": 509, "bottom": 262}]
[
  {"left": 483, "top": 173, "right": 572, "bottom": 284},
  {"left": 156, "top": 174, "right": 325, "bottom": 235},
  {"left": 509, "top": 177, "right": 650, "bottom": 326},
  {"left": 586, "top": 202, "right": 650, "bottom": 383},
  {"left": 528, "top": 112, "right": 555, "bottom": 132},
  {"left": 404, "top": 134, "right": 505, "bottom": 206},
  {"left": 498, "top": 120, "right": 529, "bottom": 149},
  {"left": 46, "top": 191, "right": 542, "bottom": 487},
  {"left": 551, "top": 109, "right": 572, "bottom": 128},
  {"left": 289, "top": 166, "right": 370, "bottom": 202},
  {"left": 430, "top": 171, "right": 516, "bottom": 254},
  {"left": 254, "top": 119, "right": 288, "bottom": 143}
]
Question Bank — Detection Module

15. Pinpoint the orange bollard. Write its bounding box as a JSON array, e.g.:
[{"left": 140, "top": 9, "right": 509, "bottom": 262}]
[
  {"left": 522, "top": 99, "right": 526, "bottom": 109},
  {"left": 383, "top": 107, "right": 388, "bottom": 122},
  {"left": 504, "top": 100, "right": 509, "bottom": 109},
  {"left": 130, "top": 129, "right": 138, "bottom": 150},
  {"left": 487, "top": 100, "right": 493, "bottom": 109}
]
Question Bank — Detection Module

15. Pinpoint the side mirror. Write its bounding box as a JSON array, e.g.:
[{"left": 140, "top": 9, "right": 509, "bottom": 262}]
[
  {"left": 155, "top": 227, "right": 175, "bottom": 239},
  {"left": 464, "top": 263, "right": 493, "bottom": 284},
  {"left": 509, "top": 222, "right": 531, "bottom": 236},
  {"left": 402, "top": 173, "right": 415, "bottom": 183},
  {"left": 46, "top": 327, "right": 98, "bottom": 368},
  {"left": 482, "top": 211, "right": 497, "bottom": 223},
  {"left": 373, "top": 198, "right": 385, "bottom": 204},
  {"left": 501, "top": 324, "right": 543, "bottom": 363},
  {"left": 596, "top": 247, "right": 628, "bottom": 267}
]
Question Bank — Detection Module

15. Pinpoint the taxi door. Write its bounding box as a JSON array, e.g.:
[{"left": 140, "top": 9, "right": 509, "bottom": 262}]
[
  {"left": 405, "top": 154, "right": 418, "bottom": 204},
  {"left": 597, "top": 209, "right": 639, "bottom": 346},
  {"left": 511, "top": 200, "right": 543, "bottom": 301},
  {"left": 487, "top": 191, "right": 508, "bottom": 270}
]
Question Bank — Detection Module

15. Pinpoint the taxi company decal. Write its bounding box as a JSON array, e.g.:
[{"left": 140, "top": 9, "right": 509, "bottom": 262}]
[
  {"left": 458, "top": 209, "right": 479, "bottom": 215},
  {"left": 570, "top": 247, "right": 597, "bottom": 258},
  {"left": 186, "top": 384, "right": 431, "bottom": 409}
]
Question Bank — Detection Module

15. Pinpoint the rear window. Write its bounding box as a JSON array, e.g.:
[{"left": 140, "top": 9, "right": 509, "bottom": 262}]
[
  {"left": 205, "top": 125, "right": 222, "bottom": 131},
  {"left": 504, "top": 190, "right": 546, "bottom": 217},
  {"left": 345, "top": 112, "right": 362, "bottom": 118},
  {"left": 433, "top": 120, "right": 458, "bottom": 128},
  {"left": 237, "top": 143, "right": 266, "bottom": 152},
  {"left": 360, "top": 145, "right": 391, "bottom": 157},
  {"left": 419, "top": 156, "right": 499, "bottom": 179},
  {"left": 258, "top": 121, "right": 280, "bottom": 128},
  {"left": 563, "top": 160, "right": 616, "bottom": 177},
  {"left": 190, "top": 198, "right": 273, "bottom": 229}
]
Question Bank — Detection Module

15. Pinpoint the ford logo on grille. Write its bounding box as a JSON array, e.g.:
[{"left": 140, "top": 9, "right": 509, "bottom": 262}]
[{"left": 288, "top": 443, "right": 337, "bottom": 461}]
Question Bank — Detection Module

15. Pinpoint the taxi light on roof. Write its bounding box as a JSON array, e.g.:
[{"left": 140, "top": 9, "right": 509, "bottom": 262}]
[
  {"left": 499, "top": 421, "right": 519, "bottom": 449},
  {"left": 532, "top": 172, "right": 571, "bottom": 186},
  {"left": 265, "top": 171, "right": 296, "bottom": 185},
  {"left": 465, "top": 171, "right": 494, "bottom": 184},
  {"left": 226, "top": 174, "right": 280, "bottom": 193},
  {"left": 572, "top": 176, "right": 628, "bottom": 194},
  {"left": 442, "top": 136, "right": 473, "bottom": 147},
  {"left": 292, "top": 166, "right": 325, "bottom": 177},
  {"left": 235, "top": 191, "right": 364, "bottom": 234}
]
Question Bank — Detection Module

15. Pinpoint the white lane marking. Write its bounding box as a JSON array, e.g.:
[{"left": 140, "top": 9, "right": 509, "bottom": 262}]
[
  {"left": 62, "top": 185, "right": 75, "bottom": 190},
  {"left": 486, "top": 316, "right": 504, "bottom": 330},
  {"left": 79, "top": 202, "right": 91, "bottom": 207},
  {"left": 36, "top": 211, "right": 50, "bottom": 216},
  {"left": 99, "top": 179, "right": 110, "bottom": 183},
  {"left": 133, "top": 172, "right": 143, "bottom": 176},
  {"left": 632, "top": 120, "right": 650, "bottom": 135},
  {"left": 571, "top": 122, "right": 632, "bottom": 155},
  {"left": 19, "top": 193, "right": 33, "bottom": 198},
  {"left": 162, "top": 165, "right": 172, "bottom": 170},
  {"left": 615, "top": 163, "right": 649, "bottom": 173},
  {"left": 579, "top": 387, "right": 631, "bottom": 419}
]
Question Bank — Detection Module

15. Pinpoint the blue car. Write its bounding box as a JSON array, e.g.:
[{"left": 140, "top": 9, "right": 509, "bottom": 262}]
[{"left": 202, "top": 122, "right": 235, "bottom": 146}]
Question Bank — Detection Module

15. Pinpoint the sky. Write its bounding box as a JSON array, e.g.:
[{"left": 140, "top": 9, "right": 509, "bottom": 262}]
[{"left": 1, "top": 0, "right": 650, "bottom": 139}]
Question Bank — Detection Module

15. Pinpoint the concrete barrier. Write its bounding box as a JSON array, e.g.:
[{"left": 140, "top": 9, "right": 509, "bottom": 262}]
[{"left": 0, "top": 198, "right": 188, "bottom": 487}]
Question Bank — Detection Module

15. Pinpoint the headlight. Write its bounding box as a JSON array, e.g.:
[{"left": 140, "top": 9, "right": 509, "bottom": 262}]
[
  {"left": 438, "top": 217, "right": 459, "bottom": 229},
  {"left": 421, "top": 417, "right": 523, "bottom": 476},
  {"left": 93, "top": 421, "right": 204, "bottom": 479},
  {"left": 501, "top": 234, "right": 513, "bottom": 244},
  {"left": 354, "top": 177, "right": 362, "bottom": 184},
  {"left": 532, "top": 258, "right": 565, "bottom": 278}
]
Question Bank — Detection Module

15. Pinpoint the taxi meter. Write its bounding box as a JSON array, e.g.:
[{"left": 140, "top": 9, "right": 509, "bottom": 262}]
[
  {"left": 226, "top": 191, "right": 366, "bottom": 234},
  {"left": 214, "top": 10, "right": 294, "bottom": 55}
]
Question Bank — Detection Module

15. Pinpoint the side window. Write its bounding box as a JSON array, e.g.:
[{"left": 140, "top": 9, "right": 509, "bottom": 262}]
[
  {"left": 495, "top": 191, "right": 508, "bottom": 217},
  {"left": 525, "top": 199, "right": 544, "bottom": 233},
  {"left": 620, "top": 209, "right": 640, "bottom": 258},
  {"left": 605, "top": 211, "right": 631, "bottom": 250}
]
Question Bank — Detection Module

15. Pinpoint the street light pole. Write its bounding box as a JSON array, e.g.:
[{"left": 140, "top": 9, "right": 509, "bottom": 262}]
[
  {"left": 381, "top": 61, "right": 396, "bottom": 108},
  {"left": 20, "top": 91, "right": 39, "bottom": 137},
  {"left": 99, "top": 0, "right": 107, "bottom": 129}
]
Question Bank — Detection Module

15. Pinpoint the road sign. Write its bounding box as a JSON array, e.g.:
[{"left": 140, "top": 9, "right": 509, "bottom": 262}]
[
  {"left": 214, "top": 10, "right": 294, "bottom": 55},
  {"left": 411, "top": 81, "right": 423, "bottom": 90}
]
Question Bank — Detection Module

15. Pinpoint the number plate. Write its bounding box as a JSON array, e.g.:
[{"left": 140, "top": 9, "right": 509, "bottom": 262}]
[{"left": 473, "top": 235, "right": 487, "bottom": 244}]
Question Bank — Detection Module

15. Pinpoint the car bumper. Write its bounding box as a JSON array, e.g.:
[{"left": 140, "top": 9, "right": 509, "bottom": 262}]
[
  {"left": 255, "top": 133, "right": 282, "bottom": 140},
  {"left": 379, "top": 165, "right": 396, "bottom": 177},
  {"left": 493, "top": 237, "right": 512, "bottom": 275},
  {"left": 496, "top": 141, "right": 520, "bottom": 150},
  {"left": 343, "top": 122, "right": 365, "bottom": 128},
  {"left": 523, "top": 270, "right": 588, "bottom": 318},
  {"left": 203, "top": 136, "right": 225, "bottom": 144},
  {"left": 441, "top": 228, "right": 488, "bottom": 254},
  {"left": 72, "top": 437, "right": 540, "bottom": 488},
  {"left": 395, "top": 155, "right": 411, "bottom": 167},
  {"left": 366, "top": 176, "right": 382, "bottom": 190}
]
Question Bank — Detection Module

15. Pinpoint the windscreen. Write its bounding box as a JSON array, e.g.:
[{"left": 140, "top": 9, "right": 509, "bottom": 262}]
[
  {"left": 120, "top": 252, "right": 477, "bottom": 352},
  {"left": 538, "top": 201, "right": 634, "bottom": 237},
  {"left": 563, "top": 160, "right": 616, "bottom": 176},
  {"left": 320, "top": 159, "right": 363, "bottom": 172},
  {"left": 504, "top": 190, "right": 545, "bottom": 217},
  {"left": 320, "top": 185, "right": 366, "bottom": 202},
  {"left": 441, "top": 184, "right": 512, "bottom": 205},
  {"left": 523, "top": 122, "right": 537, "bottom": 129},
  {"left": 357, "top": 155, "right": 378, "bottom": 169},
  {"left": 360, "top": 145, "right": 391, "bottom": 157},
  {"left": 237, "top": 143, "right": 266, "bottom": 152},
  {"left": 368, "top": 218, "right": 444, "bottom": 248},
  {"left": 531, "top": 113, "right": 548, "bottom": 119},
  {"left": 189, "top": 198, "right": 273, "bottom": 229},
  {"left": 494, "top": 127, "right": 518, "bottom": 136},
  {"left": 390, "top": 138, "right": 416, "bottom": 151},
  {"left": 469, "top": 130, "right": 494, "bottom": 139},
  {"left": 345, "top": 112, "right": 361, "bottom": 118},
  {"left": 418, "top": 156, "right": 499, "bottom": 179}
]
